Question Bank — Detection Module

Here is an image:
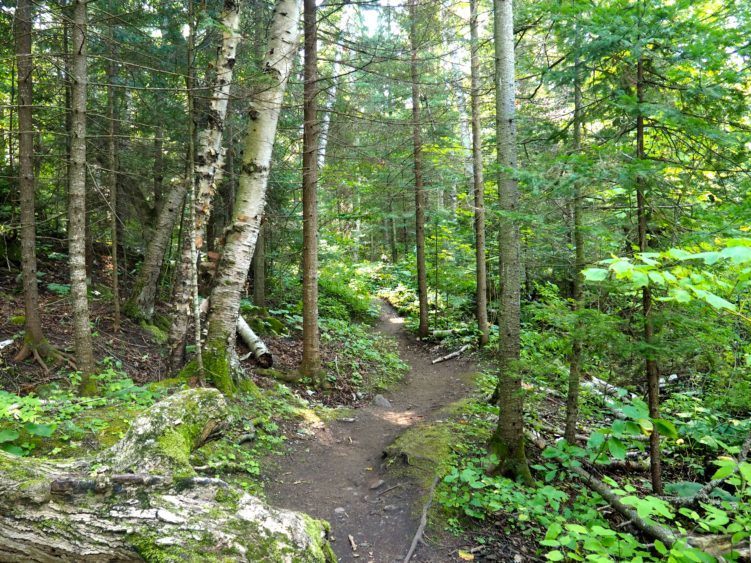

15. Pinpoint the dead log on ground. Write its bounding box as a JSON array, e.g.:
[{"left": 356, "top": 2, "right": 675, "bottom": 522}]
[{"left": 0, "top": 388, "right": 333, "bottom": 562}]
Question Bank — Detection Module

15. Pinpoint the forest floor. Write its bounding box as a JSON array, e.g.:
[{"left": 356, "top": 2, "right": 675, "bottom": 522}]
[{"left": 265, "top": 300, "right": 478, "bottom": 563}]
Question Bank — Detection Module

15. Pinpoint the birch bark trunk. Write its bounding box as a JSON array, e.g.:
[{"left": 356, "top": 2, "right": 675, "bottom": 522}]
[
  {"left": 488, "top": 0, "right": 531, "bottom": 482},
  {"left": 202, "top": 0, "right": 301, "bottom": 393}
]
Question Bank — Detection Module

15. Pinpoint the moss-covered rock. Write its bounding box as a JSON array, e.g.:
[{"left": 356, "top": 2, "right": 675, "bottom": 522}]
[{"left": 105, "top": 388, "right": 228, "bottom": 476}]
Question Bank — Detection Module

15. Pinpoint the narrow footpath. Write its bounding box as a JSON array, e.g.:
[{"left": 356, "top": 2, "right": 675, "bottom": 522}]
[{"left": 266, "top": 302, "right": 476, "bottom": 562}]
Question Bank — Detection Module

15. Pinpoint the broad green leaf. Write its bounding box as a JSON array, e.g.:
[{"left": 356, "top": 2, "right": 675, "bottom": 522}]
[
  {"left": 0, "top": 429, "right": 19, "bottom": 443},
  {"left": 24, "top": 422, "right": 55, "bottom": 437},
  {"left": 607, "top": 437, "right": 627, "bottom": 460},
  {"left": 546, "top": 550, "right": 564, "bottom": 561},
  {"left": 652, "top": 418, "right": 678, "bottom": 439},
  {"left": 583, "top": 268, "right": 609, "bottom": 282},
  {"left": 710, "top": 458, "right": 736, "bottom": 480}
]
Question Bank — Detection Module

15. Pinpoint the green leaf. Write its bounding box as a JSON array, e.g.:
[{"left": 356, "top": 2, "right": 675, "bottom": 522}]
[
  {"left": 652, "top": 418, "right": 678, "bottom": 439},
  {"left": 654, "top": 540, "right": 667, "bottom": 555},
  {"left": 546, "top": 550, "right": 565, "bottom": 561},
  {"left": 631, "top": 270, "right": 649, "bottom": 288},
  {"left": 1, "top": 443, "right": 25, "bottom": 455},
  {"left": 607, "top": 437, "right": 628, "bottom": 460},
  {"left": 0, "top": 429, "right": 20, "bottom": 443},
  {"left": 710, "top": 459, "right": 736, "bottom": 480},
  {"left": 720, "top": 245, "right": 751, "bottom": 264},
  {"left": 24, "top": 422, "right": 55, "bottom": 437},
  {"left": 583, "top": 268, "right": 609, "bottom": 282}
]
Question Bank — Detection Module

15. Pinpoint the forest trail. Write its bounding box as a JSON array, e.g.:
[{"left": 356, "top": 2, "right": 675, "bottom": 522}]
[{"left": 266, "top": 301, "right": 476, "bottom": 562}]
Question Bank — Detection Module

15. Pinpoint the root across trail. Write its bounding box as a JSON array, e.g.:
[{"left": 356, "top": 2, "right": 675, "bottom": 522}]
[{"left": 266, "top": 302, "right": 475, "bottom": 562}]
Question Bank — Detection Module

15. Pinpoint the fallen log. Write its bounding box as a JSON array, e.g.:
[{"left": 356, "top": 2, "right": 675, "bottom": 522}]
[
  {"left": 199, "top": 298, "right": 274, "bottom": 368},
  {"left": 669, "top": 432, "right": 751, "bottom": 508},
  {"left": 237, "top": 315, "right": 273, "bottom": 368},
  {"left": 526, "top": 430, "right": 682, "bottom": 548},
  {"left": 0, "top": 388, "right": 334, "bottom": 562},
  {"left": 432, "top": 344, "right": 471, "bottom": 365}
]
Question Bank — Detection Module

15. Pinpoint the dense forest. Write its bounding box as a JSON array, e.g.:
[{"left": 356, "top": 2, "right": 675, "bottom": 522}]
[{"left": 1, "top": 0, "right": 750, "bottom": 560}]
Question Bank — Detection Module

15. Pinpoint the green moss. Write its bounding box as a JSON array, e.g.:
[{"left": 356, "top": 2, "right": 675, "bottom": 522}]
[
  {"left": 302, "top": 514, "right": 337, "bottom": 563},
  {"left": 487, "top": 431, "right": 534, "bottom": 485},
  {"left": 385, "top": 423, "right": 454, "bottom": 488},
  {"left": 78, "top": 374, "right": 100, "bottom": 397},
  {"left": 122, "top": 298, "right": 146, "bottom": 322},
  {"left": 156, "top": 429, "right": 194, "bottom": 477},
  {"left": 202, "top": 346, "right": 236, "bottom": 395},
  {"left": 140, "top": 321, "right": 168, "bottom": 344},
  {"left": 10, "top": 315, "right": 25, "bottom": 326}
]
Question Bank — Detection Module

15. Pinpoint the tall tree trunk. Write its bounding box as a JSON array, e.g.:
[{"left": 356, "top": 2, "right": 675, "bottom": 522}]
[
  {"left": 167, "top": 0, "right": 201, "bottom": 374},
  {"left": 14, "top": 0, "right": 52, "bottom": 363},
  {"left": 69, "top": 0, "right": 96, "bottom": 387},
  {"left": 564, "top": 47, "right": 585, "bottom": 443},
  {"left": 202, "top": 0, "right": 301, "bottom": 394},
  {"left": 317, "top": 10, "right": 350, "bottom": 171},
  {"left": 193, "top": 0, "right": 241, "bottom": 247},
  {"left": 107, "top": 11, "right": 120, "bottom": 333},
  {"left": 153, "top": 127, "right": 164, "bottom": 212},
  {"left": 252, "top": 220, "right": 265, "bottom": 306},
  {"left": 469, "top": 0, "right": 489, "bottom": 347},
  {"left": 636, "top": 55, "right": 662, "bottom": 494},
  {"left": 488, "top": 0, "right": 531, "bottom": 483},
  {"left": 409, "top": 0, "right": 429, "bottom": 339},
  {"left": 300, "top": 0, "right": 321, "bottom": 380},
  {"left": 168, "top": 0, "right": 243, "bottom": 372}
]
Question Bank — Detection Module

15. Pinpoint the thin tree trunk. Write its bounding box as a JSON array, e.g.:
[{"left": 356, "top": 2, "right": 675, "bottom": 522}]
[
  {"left": 153, "top": 126, "right": 164, "bottom": 212},
  {"left": 636, "top": 55, "right": 662, "bottom": 494},
  {"left": 409, "top": 0, "right": 429, "bottom": 339},
  {"left": 193, "top": 0, "right": 242, "bottom": 247},
  {"left": 107, "top": 11, "right": 120, "bottom": 333},
  {"left": 488, "top": 0, "right": 531, "bottom": 482},
  {"left": 300, "top": 0, "right": 321, "bottom": 381},
  {"left": 253, "top": 220, "right": 266, "bottom": 306},
  {"left": 124, "top": 182, "right": 186, "bottom": 321},
  {"left": 168, "top": 0, "right": 201, "bottom": 374},
  {"left": 202, "top": 0, "right": 301, "bottom": 394},
  {"left": 469, "top": 0, "right": 489, "bottom": 347},
  {"left": 564, "top": 47, "right": 584, "bottom": 443},
  {"left": 68, "top": 0, "right": 96, "bottom": 387},
  {"left": 14, "top": 0, "right": 52, "bottom": 363}
]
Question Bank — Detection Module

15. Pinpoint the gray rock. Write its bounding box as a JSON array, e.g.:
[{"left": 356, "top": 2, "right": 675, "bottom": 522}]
[{"left": 373, "top": 394, "right": 392, "bottom": 409}]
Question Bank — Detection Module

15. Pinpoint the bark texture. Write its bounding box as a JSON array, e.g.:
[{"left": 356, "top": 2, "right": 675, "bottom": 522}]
[
  {"left": 636, "top": 56, "right": 662, "bottom": 494},
  {"left": 14, "top": 0, "right": 52, "bottom": 362},
  {"left": 203, "top": 0, "right": 301, "bottom": 394},
  {"left": 0, "top": 389, "right": 334, "bottom": 562},
  {"left": 68, "top": 0, "right": 96, "bottom": 381},
  {"left": 469, "top": 0, "right": 489, "bottom": 347},
  {"left": 107, "top": 16, "right": 121, "bottom": 333},
  {"left": 409, "top": 0, "right": 429, "bottom": 339},
  {"left": 301, "top": 0, "right": 321, "bottom": 380},
  {"left": 193, "top": 0, "right": 242, "bottom": 246},
  {"left": 489, "top": 0, "right": 531, "bottom": 482},
  {"left": 124, "top": 182, "right": 186, "bottom": 322},
  {"left": 564, "top": 48, "right": 584, "bottom": 443}
]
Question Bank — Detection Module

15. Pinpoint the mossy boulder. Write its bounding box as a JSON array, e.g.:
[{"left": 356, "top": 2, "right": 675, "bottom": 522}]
[{"left": 0, "top": 388, "right": 336, "bottom": 562}]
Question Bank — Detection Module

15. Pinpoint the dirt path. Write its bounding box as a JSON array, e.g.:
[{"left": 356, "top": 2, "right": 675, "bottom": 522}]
[{"left": 265, "top": 302, "right": 475, "bottom": 563}]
